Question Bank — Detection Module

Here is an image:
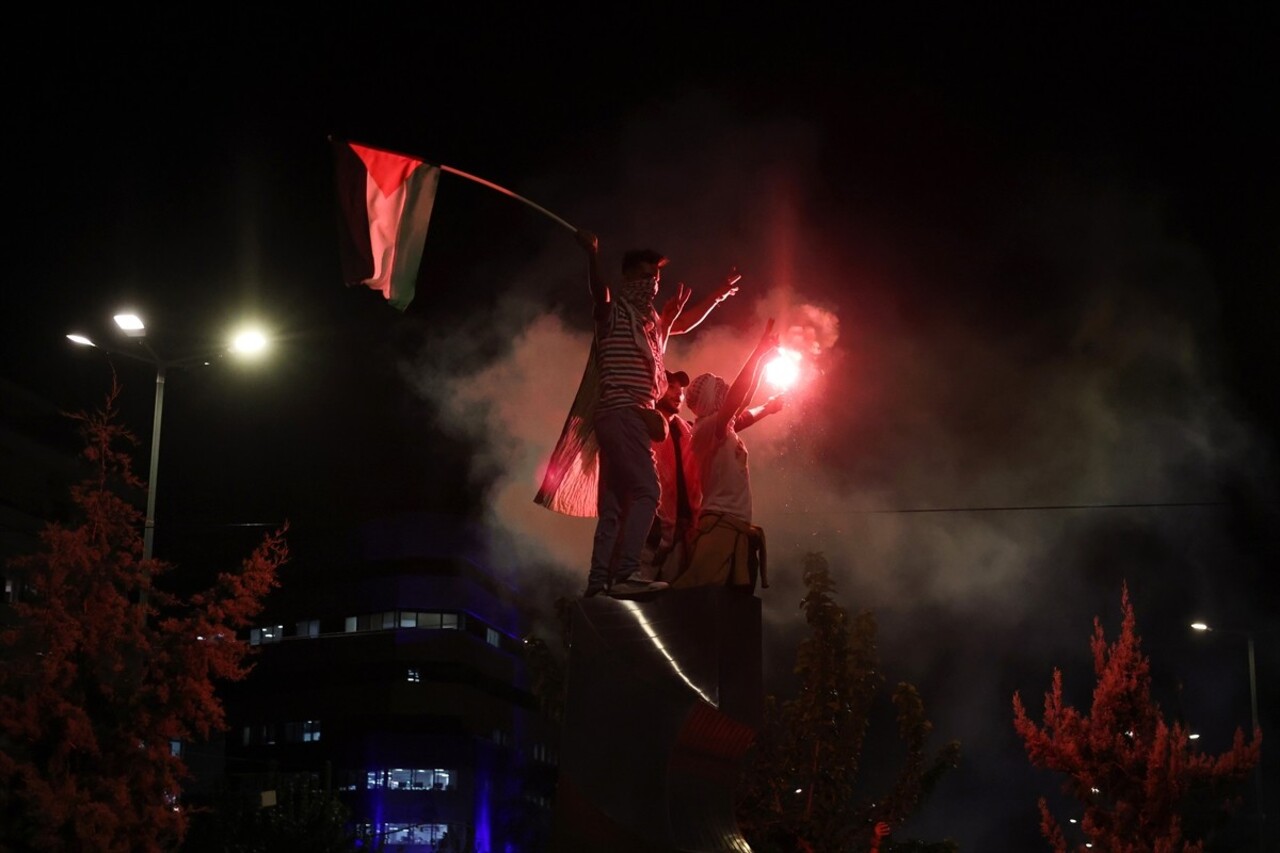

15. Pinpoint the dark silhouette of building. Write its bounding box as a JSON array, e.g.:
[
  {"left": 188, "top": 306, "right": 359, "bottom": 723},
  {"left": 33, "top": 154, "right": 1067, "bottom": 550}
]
[{"left": 220, "top": 512, "right": 558, "bottom": 851}]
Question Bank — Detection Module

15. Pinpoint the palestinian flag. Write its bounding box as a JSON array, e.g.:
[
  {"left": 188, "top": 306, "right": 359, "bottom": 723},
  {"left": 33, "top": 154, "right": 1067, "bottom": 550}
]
[{"left": 332, "top": 138, "right": 440, "bottom": 312}]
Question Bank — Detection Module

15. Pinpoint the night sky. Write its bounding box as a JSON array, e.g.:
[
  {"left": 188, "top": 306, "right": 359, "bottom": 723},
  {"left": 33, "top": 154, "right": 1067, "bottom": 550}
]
[{"left": 6, "top": 8, "right": 1278, "bottom": 850}]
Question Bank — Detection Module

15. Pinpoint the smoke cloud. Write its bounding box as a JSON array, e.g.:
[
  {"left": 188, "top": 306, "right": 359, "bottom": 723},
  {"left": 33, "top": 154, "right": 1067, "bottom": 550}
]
[{"left": 395, "top": 90, "right": 1276, "bottom": 848}]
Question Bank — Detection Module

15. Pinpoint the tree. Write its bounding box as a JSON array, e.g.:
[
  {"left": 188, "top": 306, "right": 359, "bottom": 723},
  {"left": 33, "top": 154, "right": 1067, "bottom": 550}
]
[
  {"left": 736, "top": 552, "right": 962, "bottom": 853},
  {"left": 0, "top": 383, "right": 288, "bottom": 852},
  {"left": 182, "top": 770, "right": 361, "bottom": 853},
  {"left": 1012, "top": 583, "right": 1261, "bottom": 852}
]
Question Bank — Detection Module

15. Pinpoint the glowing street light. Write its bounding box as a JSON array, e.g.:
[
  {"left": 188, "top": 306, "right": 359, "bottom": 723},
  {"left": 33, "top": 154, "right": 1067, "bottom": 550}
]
[
  {"left": 113, "top": 313, "right": 146, "bottom": 335},
  {"left": 230, "top": 328, "right": 267, "bottom": 355},
  {"left": 66, "top": 311, "right": 270, "bottom": 565},
  {"left": 1190, "top": 620, "right": 1266, "bottom": 852}
]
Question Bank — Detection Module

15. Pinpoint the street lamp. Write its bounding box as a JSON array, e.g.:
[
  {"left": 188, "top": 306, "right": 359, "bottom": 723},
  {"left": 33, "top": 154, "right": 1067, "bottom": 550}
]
[
  {"left": 1190, "top": 620, "right": 1265, "bottom": 852},
  {"left": 66, "top": 311, "right": 269, "bottom": 564}
]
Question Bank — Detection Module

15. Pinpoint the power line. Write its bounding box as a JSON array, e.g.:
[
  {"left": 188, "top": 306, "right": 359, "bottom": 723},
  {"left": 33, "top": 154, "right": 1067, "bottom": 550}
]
[{"left": 787, "top": 501, "right": 1233, "bottom": 515}]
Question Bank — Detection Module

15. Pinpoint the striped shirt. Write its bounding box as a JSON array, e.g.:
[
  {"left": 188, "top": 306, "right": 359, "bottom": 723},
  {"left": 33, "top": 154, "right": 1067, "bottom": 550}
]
[{"left": 596, "top": 286, "right": 666, "bottom": 413}]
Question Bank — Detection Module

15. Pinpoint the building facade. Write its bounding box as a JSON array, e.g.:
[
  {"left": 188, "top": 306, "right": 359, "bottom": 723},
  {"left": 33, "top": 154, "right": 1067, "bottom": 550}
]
[{"left": 221, "top": 514, "right": 558, "bottom": 852}]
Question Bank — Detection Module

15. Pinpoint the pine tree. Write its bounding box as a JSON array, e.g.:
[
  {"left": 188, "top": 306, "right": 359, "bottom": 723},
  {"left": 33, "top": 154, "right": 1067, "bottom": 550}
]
[
  {"left": 1012, "top": 583, "right": 1261, "bottom": 852},
  {"left": 736, "top": 552, "right": 961, "bottom": 852},
  {"left": 0, "top": 383, "right": 287, "bottom": 852}
]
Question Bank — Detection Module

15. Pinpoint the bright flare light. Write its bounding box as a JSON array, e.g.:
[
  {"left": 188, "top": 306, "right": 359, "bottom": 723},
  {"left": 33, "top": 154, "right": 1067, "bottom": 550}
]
[{"left": 765, "top": 348, "right": 801, "bottom": 390}]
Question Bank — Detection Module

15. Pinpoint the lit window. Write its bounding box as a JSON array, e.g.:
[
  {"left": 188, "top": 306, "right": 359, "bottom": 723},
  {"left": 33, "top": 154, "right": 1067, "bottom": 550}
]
[
  {"left": 407, "top": 668, "right": 420, "bottom": 683},
  {"left": 297, "top": 619, "right": 319, "bottom": 638},
  {"left": 169, "top": 740, "right": 183, "bottom": 757},
  {"left": 285, "top": 721, "right": 320, "bottom": 743},
  {"left": 253, "top": 625, "right": 284, "bottom": 644},
  {"left": 343, "top": 612, "right": 464, "bottom": 633},
  {"left": 365, "top": 768, "right": 455, "bottom": 791},
  {"left": 357, "top": 823, "right": 449, "bottom": 845},
  {"left": 486, "top": 627, "right": 500, "bottom": 647}
]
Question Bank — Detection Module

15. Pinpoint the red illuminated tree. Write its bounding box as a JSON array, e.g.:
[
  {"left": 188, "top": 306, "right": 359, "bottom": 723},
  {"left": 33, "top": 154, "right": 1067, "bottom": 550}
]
[
  {"left": 0, "top": 383, "right": 287, "bottom": 852},
  {"left": 1012, "top": 583, "right": 1261, "bottom": 853}
]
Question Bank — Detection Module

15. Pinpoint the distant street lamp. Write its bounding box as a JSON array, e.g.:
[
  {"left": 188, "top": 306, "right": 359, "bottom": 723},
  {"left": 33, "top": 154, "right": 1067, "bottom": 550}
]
[
  {"left": 1190, "top": 620, "right": 1266, "bottom": 853},
  {"left": 67, "top": 311, "right": 269, "bottom": 564}
]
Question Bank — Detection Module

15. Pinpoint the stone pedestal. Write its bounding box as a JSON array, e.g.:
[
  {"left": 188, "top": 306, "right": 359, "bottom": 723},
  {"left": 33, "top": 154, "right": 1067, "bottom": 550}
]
[{"left": 552, "top": 586, "right": 762, "bottom": 852}]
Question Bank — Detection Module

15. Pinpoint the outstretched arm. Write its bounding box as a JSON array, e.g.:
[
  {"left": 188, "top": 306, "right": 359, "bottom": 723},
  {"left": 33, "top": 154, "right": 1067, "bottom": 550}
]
[
  {"left": 670, "top": 269, "right": 741, "bottom": 335},
  {"left": 713, "top": 319, "right": 778, "bottom": 438},
  {"left": 735, "top": 393, "right": 785, "bottom": 432},
  {"left": 740, "top": 333, "right": 773, "bottom": 414},
  {"left": 658, "top": 282, "right": 692, "bottom": 337},
  {"left": 869, "top": 821, "right": 890, "bottom": 852},
  {"left": 577, "top": 229, "right": 609, "bottom": 321}
]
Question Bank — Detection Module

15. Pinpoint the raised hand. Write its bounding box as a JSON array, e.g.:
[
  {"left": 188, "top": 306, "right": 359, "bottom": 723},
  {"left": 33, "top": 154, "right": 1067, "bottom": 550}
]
[
  {"left": 661, "top": 282, "right": 692, "bottom": 318},
  {"left": 712, "top": 268, "right": 742, "bottom": 304},
  {"left": 755, "top": 318, "right": 779, "bottom": 355}
]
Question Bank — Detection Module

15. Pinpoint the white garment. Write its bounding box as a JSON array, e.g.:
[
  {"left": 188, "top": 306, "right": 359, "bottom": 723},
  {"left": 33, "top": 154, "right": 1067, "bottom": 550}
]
[{"left": 691, "top": 416, "right": 752, "bottom": 522}]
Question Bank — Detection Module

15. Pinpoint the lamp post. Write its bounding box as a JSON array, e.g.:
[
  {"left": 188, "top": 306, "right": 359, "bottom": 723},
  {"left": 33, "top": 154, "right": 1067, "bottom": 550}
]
[
  {"left": 1190, "top": 620, "right": 1265, "bottom": 852},
  {"left": 67, "top": 312, "right": 268, "bottom": 564}
]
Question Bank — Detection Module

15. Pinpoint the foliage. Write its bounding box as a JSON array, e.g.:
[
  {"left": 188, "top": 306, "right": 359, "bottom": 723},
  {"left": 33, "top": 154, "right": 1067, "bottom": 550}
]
[
  {"left": 182, "top": 772, "right": 360, "bottom": 853},
  {"left": 522, "top": 594, "right": 579, "bottom": 731},
  {"left": 0, "top": 383, "right": 288, "bottom": 852},
  {"left": 736, "top": 552, "right": 961, "bottom": 853},
  {"left": 1012, "top": 583, "right": 1261, "bottom": 852}
]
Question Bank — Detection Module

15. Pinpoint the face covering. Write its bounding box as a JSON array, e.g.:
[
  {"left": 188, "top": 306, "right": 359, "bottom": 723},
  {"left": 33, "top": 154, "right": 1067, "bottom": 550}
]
[{"left": 618, "top": 276, "right": 657, "bottom": 312}]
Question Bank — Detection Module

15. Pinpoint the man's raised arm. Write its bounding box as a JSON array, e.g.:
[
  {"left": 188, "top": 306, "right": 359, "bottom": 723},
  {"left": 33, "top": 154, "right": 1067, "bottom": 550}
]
[
  {"left": 670, "top": 269, "right": 741, "bottom": 335},
  {"left": 576, "top": 229, "right": 609, "bottom": 320},
  {"left": 736, "top": 393, "right": 785, "bottom": 431}
]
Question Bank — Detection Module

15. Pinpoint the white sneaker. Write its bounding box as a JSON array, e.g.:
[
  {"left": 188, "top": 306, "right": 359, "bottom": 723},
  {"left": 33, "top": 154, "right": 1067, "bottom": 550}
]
[{"left": 607, "top": 578, "right": 670, "bottom": 597}]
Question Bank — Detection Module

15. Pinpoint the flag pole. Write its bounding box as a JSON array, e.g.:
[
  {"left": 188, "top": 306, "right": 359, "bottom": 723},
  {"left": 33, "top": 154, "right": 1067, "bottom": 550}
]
[
  {"left": 439, "top": 165, "right": 577, "bottom": 233},
  {"left": 334, "top": 136, "right": 577, "bottom": 233}
]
